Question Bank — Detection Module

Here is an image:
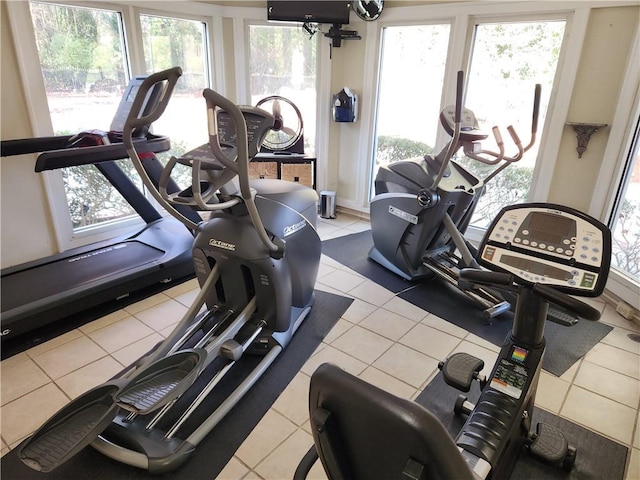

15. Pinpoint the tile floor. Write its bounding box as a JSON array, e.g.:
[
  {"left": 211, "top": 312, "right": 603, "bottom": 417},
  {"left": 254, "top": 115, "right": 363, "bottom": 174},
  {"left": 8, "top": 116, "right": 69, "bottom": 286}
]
[{"left": 1, "top": 214, "right": 639, "bottom": 479}]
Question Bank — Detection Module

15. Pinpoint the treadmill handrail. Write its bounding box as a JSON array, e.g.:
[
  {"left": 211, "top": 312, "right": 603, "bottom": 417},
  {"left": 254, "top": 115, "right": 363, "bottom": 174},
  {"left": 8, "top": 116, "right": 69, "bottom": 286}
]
[
  {"left": 34, "top": 134, "right": 170, "bottom": 172},
  {"left": 1, "top": 135, "right": 73, "bottom": 157}
]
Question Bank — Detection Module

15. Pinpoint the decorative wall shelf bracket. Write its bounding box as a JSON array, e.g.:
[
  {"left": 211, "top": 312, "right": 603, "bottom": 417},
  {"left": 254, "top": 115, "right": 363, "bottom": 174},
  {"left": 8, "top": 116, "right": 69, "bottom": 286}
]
[{"left": 566, "top": 122, "right": 608, "bottom": 158}]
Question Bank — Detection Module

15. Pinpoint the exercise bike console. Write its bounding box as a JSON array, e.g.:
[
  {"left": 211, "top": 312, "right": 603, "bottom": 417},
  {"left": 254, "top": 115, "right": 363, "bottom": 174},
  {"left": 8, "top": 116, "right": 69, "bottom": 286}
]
[{"left": 477, "top": 203, "right": 610, "bottom": 296}]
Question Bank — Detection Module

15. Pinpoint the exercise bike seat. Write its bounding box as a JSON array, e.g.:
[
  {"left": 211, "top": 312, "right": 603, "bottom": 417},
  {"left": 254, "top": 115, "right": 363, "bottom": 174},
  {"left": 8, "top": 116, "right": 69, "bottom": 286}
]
[{"left": 295, "top": 363, "right": 476, "bottom": 480}]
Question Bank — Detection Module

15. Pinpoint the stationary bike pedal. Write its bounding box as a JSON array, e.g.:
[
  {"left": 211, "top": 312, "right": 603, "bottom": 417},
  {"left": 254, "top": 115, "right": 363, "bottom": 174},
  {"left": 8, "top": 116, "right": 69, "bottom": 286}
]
[
  {"left": 528, "top": 422, "right": 576, "bottom": 470},
  {"left": 547, "top": 307, "right": 580, "bottom": 327},
  {"left": 438, "top": 353, "right": 484, "bottom": 392}
]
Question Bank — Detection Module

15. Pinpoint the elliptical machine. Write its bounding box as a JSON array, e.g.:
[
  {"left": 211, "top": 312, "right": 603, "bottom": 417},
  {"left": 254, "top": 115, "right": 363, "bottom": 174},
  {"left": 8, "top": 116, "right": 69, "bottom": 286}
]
[
  {"left": 369, "top": 71, "right": 541, "bottom": 319},
  {"left": 17, "top": 67, "right": 321, "bottom": 474},
  {"left": 296, "top": 202, "right": 612, "bottom": 479}
]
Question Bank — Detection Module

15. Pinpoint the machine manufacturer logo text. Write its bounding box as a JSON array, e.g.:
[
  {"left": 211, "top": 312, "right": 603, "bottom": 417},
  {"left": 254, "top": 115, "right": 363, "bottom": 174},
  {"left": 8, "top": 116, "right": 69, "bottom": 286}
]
[
  {"left": 209, "top": 239, "right": 236, "bottom": 251},
  {"left": 283, "top": 220, "right": 306, "bottom": 237},
  {"left": 389, "top": 206, "right": 418, "bottom": 225}
]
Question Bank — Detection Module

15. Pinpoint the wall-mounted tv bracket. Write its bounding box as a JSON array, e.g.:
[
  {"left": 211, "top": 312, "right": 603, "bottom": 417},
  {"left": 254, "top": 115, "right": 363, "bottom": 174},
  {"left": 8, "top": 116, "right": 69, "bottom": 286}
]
[{"left": 323, "top": 23, "right": 361, "bottom": 47}]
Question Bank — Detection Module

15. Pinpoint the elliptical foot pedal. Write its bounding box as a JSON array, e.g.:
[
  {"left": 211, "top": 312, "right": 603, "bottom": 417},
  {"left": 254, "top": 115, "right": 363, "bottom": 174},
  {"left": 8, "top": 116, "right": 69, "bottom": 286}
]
[
  {"left": 116, "top": 348, "right": 206, "bottom": 414},
  {"left": 19, "top": 381, "right": 123, "bottom": 472},
  {"left": 438, "top": 352, "right": 484, "bottom": 392},
  {"left": 529, "top": 422, "right": 576, "bottom": 470}
]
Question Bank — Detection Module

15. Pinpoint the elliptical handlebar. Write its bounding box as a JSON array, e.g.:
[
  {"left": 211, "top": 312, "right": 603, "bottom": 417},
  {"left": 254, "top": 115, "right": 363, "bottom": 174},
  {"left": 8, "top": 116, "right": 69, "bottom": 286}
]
[
  {"left": 463, "top": 83, "right": 541, "bottom": 167},
  {"left": 201, "top": 88, "right": 284, "bottom": 256},
  {"left": 125, "top": 68, "right": 182, "bottom": 131},
  {"left": 123, "top": 67, "right": 203, "bottom": 232},
  {"left": 431, "top": 73, "right": 541, "bottom": 191},
  {"left": 433, "top": 71, "right": 465, "bottom": 188},
  {"left": 123, "top": 68, "right": 284, "bottom": 255}
]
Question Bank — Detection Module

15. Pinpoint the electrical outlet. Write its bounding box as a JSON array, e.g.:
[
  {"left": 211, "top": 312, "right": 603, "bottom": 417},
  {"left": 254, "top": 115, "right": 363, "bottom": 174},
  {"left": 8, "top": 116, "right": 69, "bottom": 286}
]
[{"left": 615, "top": 301, "right": 637, "bottom": 320}]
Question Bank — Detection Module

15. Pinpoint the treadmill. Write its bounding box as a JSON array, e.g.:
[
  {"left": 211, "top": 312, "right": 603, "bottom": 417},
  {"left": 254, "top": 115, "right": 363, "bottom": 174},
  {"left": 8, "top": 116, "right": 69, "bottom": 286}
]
[{"left": 1, "top": 69, "right": 199, "bottom": 343}]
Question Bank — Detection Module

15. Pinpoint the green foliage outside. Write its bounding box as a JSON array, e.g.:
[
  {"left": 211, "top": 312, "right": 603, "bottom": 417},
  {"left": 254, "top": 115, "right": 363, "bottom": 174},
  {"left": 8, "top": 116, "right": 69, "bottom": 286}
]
[
  {"left": 249, "top": 25, "right": 316, "bottom": 94},
  {"left": 60, "top": 136, "right": 191, "bottom": 228},
  {"left": 30, "top": 3, "right": 125, "bottom": 92},
  {"left": 375, "top": 135, "right": 434, "bottom": 166},
  {"left": 455, "top": 157, "right": 533, "bottom": 228}
]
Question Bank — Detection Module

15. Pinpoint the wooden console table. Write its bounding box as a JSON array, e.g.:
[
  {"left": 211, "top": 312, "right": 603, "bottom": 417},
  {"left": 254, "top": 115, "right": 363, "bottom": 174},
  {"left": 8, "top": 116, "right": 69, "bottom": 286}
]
[{"left": 249, "top": 153, "right": 317, "bottom": 190}]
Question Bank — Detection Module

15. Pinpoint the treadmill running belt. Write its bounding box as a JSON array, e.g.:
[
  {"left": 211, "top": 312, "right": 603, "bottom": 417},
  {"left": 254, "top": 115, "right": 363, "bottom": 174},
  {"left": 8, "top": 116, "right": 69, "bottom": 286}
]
[{"left": 1, "top": 242, "right": 164, "bottom": 311}]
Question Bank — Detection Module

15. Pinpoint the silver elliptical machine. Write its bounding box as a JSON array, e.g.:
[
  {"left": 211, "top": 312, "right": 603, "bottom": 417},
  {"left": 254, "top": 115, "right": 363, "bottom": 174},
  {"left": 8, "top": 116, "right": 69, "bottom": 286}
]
[{"left": 369, "top": 71, "right": 541, "bottom": 319}]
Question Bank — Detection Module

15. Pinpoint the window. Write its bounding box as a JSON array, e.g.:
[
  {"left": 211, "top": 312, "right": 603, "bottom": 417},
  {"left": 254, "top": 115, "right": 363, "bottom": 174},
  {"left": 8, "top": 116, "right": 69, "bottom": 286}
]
[
  {"left": 29, "top": 2, "right": 137, "bottom": 230},
  {"left": 462, "top": 20, "right": 566, "bottom": 228},
  {"left": 248, "top": 24, "right": 318, "bottom": 155},
  {"left": 609, "top": 116, "right": 640, "bottom": 283},
  {"left": 140, "top": 13, "right": 211, "bottom": 189},
  {"left": 370, "top": 24, "right": 451, "bottom": 199},
  {"left": 27, "top": 4, "right": 213, "bottom": 230}
]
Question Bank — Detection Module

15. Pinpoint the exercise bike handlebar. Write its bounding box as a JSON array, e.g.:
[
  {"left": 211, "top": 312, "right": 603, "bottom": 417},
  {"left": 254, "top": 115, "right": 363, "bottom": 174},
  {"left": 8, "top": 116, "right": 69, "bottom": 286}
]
[{"left": 459, "top": 268, "right": 601, "bottom": 321}]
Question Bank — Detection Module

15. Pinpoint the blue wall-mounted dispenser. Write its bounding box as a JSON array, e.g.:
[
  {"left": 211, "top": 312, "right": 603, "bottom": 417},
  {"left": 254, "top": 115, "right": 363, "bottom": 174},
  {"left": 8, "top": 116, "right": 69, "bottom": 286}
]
[{"left": 332, "top": 87, "right": 358, "bottom": 122}]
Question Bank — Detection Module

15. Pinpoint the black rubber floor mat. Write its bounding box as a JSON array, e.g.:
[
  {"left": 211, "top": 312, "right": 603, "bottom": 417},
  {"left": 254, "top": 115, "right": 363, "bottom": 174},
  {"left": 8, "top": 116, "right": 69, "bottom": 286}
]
[
  {"left": 414, "top": 372, "right": 628, "bottom": 480},
  {"left": 322, "top": 231, "right": 613, "bottom": 376}
]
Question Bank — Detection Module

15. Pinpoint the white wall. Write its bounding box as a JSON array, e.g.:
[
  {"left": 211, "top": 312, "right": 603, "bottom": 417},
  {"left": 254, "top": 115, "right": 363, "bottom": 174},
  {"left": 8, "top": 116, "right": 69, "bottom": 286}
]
[{"left": 1, "top": 1, "right": 59, "bottom": 267}]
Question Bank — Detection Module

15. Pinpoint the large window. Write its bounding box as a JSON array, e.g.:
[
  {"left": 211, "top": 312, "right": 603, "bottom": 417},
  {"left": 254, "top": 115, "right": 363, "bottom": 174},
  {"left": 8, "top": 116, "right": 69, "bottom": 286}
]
[
  {"left": 140, "top": 14, "right": 209, "bottom": 156},
  {"left": 462, "top": 20, "right": 566, "bottom": 228},
  {"left": 27, "top": 3, "right": 212, "bottom": 231},
  {"left": 370, "top": 24, "right": 451, "bottom": 198},
  {"left": 248, "top": 24, "right": 317, "bottom": 155},
  {"left": 29, "top": 2, "right": 136, "bottom": 230}
]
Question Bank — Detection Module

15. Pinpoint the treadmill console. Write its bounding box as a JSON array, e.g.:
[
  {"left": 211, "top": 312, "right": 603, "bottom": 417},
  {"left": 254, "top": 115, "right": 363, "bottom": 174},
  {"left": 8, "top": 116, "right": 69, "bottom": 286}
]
[
  {"left": 477, "top": 203, "right": 611, "bottom": 296},
  {"left": 110, "top": 75, "right": 164, "bottom": 138}
]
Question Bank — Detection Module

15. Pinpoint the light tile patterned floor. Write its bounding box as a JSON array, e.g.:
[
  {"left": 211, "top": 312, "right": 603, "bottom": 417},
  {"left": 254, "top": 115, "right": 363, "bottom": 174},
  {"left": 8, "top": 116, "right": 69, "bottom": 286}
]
[{"left": 1, "top": 215, "right": 639, "bottom": 479}]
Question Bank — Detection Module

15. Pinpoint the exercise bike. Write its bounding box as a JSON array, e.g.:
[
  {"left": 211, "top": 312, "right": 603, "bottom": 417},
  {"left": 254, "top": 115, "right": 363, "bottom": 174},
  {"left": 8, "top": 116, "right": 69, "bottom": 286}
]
[
  {"left": 295, "top": 202, "right": 611, "bottom": 480},
  {"left": 17, "top": 67, "right": 321, "bottom": 474},
  {"left": 369, "top": 71, "right": 541, "bottom": 319}
]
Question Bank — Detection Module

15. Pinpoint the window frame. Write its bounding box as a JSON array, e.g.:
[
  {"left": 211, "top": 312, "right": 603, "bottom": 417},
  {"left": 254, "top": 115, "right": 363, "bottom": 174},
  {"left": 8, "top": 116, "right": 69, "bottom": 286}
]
[
  {"left": 243, "top": 21, "right": 322, "bottom": 158},
  {"left": 344, "top": 3, "right": 582, "bottom": 214},
  {"left": 369, "top": 20, "right": 455, "bottom": 201},
  {"left": 588, "top": 25, "right": 640, "bottom": 307},
  {"left": 6, "top": 0, "right": 221, "bottom": 252},
  {"left": 360, "top": 1, "right": 638, "bottom": 304},
  {"left": 238, "top": 15, "right": 333, "bottom": 189}
]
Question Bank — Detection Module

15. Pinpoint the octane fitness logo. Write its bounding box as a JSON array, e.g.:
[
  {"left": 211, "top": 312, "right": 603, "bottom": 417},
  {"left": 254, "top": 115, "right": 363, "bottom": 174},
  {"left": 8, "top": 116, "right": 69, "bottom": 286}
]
[
  {"left": 208, "top": 238, "right": 236, "bottom": 251},
  {"left": 283, "top": 219, "right": 306, "bottom": 237}
]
